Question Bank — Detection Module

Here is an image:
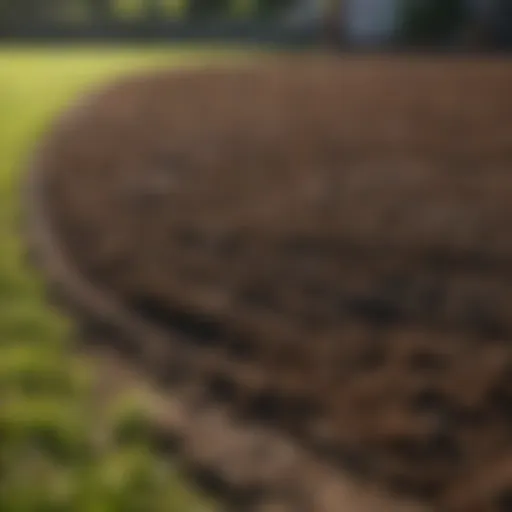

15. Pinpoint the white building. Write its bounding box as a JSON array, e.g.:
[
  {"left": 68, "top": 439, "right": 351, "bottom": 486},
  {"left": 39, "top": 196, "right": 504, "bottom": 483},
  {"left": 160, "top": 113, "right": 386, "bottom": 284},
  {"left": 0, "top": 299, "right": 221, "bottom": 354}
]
[{"left": 341, "top": 0, "right": 401, "bottom": 46}]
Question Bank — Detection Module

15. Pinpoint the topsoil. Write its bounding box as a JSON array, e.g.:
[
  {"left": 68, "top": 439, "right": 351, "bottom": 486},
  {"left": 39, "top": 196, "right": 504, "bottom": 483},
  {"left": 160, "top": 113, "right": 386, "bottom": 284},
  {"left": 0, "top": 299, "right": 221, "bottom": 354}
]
[{"left": 28, "top": 55, "right": 512, "bottom": 511}]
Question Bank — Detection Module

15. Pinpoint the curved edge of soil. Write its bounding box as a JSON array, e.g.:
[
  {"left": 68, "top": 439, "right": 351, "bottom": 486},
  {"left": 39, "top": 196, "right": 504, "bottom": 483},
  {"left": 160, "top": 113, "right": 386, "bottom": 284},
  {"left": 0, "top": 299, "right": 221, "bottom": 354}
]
[
  {"left": 19, "top": 87, "right": 430, "bottom": 512},
  {"left": 21, "top": 142, "right": 272, "bottom": 509}
]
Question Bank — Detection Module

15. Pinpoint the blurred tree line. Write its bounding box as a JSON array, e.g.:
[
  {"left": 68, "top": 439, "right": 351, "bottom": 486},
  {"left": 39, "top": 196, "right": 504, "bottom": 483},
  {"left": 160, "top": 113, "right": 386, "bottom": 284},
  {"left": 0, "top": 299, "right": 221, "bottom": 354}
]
[
  {"left": 0, "top": 0, "right": 504, "bottom": 49},
  {"left": 0, "top": 0, "right": 298, "bottom": 24},
  {"left": 401, "top": 0, "right": 467, "bottom": 44}
]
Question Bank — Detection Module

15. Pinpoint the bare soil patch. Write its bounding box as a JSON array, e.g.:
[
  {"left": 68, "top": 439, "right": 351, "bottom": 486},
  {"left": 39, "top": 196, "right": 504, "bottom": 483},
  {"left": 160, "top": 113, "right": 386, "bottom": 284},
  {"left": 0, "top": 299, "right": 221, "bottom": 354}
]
[{"left": 25, "top": 55, "right": 512, "bottom": 511}]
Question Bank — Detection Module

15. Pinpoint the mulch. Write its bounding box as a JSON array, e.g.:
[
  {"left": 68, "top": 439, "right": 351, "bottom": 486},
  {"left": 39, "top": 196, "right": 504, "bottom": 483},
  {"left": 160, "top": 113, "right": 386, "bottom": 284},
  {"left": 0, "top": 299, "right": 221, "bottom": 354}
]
[{"left": 26, "top": 54, "right": 512, "bottom": 511}]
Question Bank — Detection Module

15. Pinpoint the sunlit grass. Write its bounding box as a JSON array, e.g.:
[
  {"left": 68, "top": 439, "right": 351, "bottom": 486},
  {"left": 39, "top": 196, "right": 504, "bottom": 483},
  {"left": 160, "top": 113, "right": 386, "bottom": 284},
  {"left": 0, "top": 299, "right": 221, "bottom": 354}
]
[{"left": 0, "top": 44, "right": 255, "bottom": 511}]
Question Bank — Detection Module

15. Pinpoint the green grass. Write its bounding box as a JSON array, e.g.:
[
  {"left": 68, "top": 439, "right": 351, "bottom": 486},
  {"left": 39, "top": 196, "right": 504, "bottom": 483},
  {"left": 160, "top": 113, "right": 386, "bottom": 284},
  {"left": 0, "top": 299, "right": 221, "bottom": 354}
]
[{"left": 0, "top": 45, "right": 256, "bottom": 512}]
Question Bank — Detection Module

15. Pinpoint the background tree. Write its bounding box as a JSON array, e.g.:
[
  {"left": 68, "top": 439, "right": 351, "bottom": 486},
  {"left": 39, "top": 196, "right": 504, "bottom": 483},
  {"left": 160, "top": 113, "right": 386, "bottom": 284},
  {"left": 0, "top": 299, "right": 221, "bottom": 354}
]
[
  {"left": 144, "top": 0, "right": 163, "bottom": 21},
  {"left": 87, "top": 0, "right": 113, "bottom": 22},
  {"left": 185, "top": 0, "right": 232, "bottom": 19},
  {"left": 401, "top": 0, "right": 466, "bottom": 45},
  {"left": 253, "top": 0, "right": 295, "bottom": 19}
]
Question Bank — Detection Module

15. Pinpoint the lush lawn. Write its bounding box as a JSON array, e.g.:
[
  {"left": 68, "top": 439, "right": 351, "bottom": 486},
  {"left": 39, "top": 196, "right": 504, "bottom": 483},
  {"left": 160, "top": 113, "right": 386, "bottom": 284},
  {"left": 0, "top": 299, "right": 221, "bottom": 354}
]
[{"left": 0, "top": 45, "right": 254, "bottom": 511}]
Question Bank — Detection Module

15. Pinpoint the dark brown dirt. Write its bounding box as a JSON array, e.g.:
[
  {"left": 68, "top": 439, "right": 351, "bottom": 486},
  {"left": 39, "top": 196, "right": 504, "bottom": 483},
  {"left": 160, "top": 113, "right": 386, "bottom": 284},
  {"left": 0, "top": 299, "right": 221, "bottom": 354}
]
[{"left": 25, "top": 55, "right": 512, "bottom": 511}]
